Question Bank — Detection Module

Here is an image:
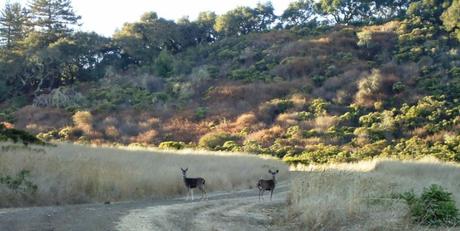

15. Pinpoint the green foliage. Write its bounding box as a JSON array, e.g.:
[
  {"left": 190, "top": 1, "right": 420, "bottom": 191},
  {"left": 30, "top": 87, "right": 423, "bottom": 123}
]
[
  {"left": 259, "top": 99, "right": 295, "bottom": 122},
  {"left": 30, "top": 0, "right": 81, "bottom": 42},
  {"left": 87, "top": 85, "right": 155, "bottom": 111},
  {"left": 221, "top": 140, "right": 242, "bottom": 152},
  {"left": 0, "top": 170, "right": 38, "bottom": 194},
  {"left": 194, "top": 107, "right": 208, "bottom": 120},
  {"left": 154, "top": 50, "right": 175, "bottom": 78},
  {"left": 283, "top": 144, "right": 350, "bottom": 165},
  {"left": 0, "top": 2, "right": 29, "bottom": 48},
  {"left": 158, "top": 141, "right": 186, "bottom": 150},
  {"left": 229, "top": 67, "right": 265, "bottom": 81},
  {"left": 0, "top": 79, "right": 12, "bottom": 102},
  {"left": 281, "top": 0, "right": 317, "bottom": 28},
  {"left": 317, "top": 0, "right": 371, "bottom": 24},
  {"left": 0, "top": 124, "right": 46, "bottom": 145},
  {"left": 310, "top": 98, "right": 329, "bottom": 116},
  {"left": 199, "top": 132, "right": 240, "bottom": 150},
  {"left": 441, "top": 0, "right": 460, "bottom": 41},
  {"left": 401, "top": 184, "right": 459, "bottom": 226},
  {"left": 36, "top": 129, "right": 59, "bottom": 141},
  {"left": 214, "top": 3, "right": 275, "bottom": 37}
]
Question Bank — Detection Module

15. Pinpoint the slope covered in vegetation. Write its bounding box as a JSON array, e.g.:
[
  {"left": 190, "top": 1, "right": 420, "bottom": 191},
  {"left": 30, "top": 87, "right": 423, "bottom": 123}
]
[{"left": 0, "top": 0, "right": 459, "bottom": 165}]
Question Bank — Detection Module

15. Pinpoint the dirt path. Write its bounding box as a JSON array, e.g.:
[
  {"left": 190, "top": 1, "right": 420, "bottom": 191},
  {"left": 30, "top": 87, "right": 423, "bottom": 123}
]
[{"left": 0, "top": 183, "right": 292, "bottom": 231}]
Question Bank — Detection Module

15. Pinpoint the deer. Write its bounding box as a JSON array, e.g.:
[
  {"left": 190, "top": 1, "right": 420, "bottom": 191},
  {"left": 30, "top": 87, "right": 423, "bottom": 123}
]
[
  {"left": 180, "top": 168, "right": 207, "bottom": 201},
  {"left": 257, "top": 169, "right": 279, "bottom": 201}
]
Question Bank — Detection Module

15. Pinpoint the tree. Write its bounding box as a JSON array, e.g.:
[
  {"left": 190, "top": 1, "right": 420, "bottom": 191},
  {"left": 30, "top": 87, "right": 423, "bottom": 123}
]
[
  {"left": 281, "top": 0, "right": 317, "bottom": 28},
  {"left": 253, "top": 2, "right": 277, "bottom": 31},
  {"left": 29, "top": 0, "right": 81, "bottom": 43},
  {"left": 317, "top": 0, "right": 372, "bottom": 24},
  {"left": 0, "top": 2, "right": 30, "bottom": 48},
  {"left": 214, "top": 5, "right": 274, "bottom": 37},
  {"left": 71, "top": 32, "right": 113, "bottom": 81},
  {"left": 405, "top": 0, "right": 451, "bottom": 25},
  {"left": 441, "top": 0, "right": 460, "bottom": 41},
  {"left": 214, "top": 6, "right": 257, "bottom": 36},
  {"left": 114, "top": 12, "right": 182, "bottom": 66},
  {"left": 372, "top": 0, "right": 414, "bottom": 21},
  {"left": 196, "top": 11, "right": 217, "bottom": 43}
]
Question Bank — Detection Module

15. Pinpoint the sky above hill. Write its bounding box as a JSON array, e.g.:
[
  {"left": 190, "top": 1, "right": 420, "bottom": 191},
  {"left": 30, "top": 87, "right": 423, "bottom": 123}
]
[{"left": 0, "top": 0, "right": 297, "bottom": 36}]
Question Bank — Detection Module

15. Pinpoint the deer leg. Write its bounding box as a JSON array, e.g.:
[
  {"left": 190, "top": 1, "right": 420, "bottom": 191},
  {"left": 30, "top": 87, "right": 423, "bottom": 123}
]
[
  {"left": 270, "top": 189, "right": 274, "bottom": 201},
  {"left": 186, "top": 188, "right": 189, "bottom": 200},
  {"left": 200, "top": 186, "right": 207, "bottom": 200},
  {"left": 191, "top": 189, "right": 194, "bottom": 201},
  {"left": 261, "top": 190, "right": 265, "bottom": 201}
]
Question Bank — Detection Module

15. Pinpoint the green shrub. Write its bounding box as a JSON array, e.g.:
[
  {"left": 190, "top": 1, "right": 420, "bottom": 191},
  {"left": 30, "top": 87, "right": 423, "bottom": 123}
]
[
  {"left": 0, "top": 124, "right": 46, "bottom": 146},
  {"left": 0, "top": 170, "right": 38, "bottom": 194},
  {"left": 0, "top": 79, "right": 11, "bottom": 102},
  {"left": 158, "top": 141, "right": 186, "bottom": 150},
  {"left": 283, "top": 144, "right": 346, "bottom": 165},
  {"left": 310, "top": 98, "right": 329, "bottom": 116},
  {"left": 58, "top": 127, "right": 83, "bottom": 140},
  {"left": 194, "top": 107, "right": 208, "bottom": 120},
  {"left": 154, "top": 50, "right": 175, "bottom": 78},
  {"left": 199, "top": 132, "right": 240, "bottom": 150},
  {"left": 242, "top": 140, "right": 268, "bottom": 154},
  {"left": 259, "top": 99, "right": 295, "bottom": 121},
  {"left": 37, "top": 129, "right": 60, "bottom": 141},
  {"left": 221, "top": 140, "right": 241, "bottom": 152},
  {"left": 401, "top": 185, "right": 459, "bottom": 227}
]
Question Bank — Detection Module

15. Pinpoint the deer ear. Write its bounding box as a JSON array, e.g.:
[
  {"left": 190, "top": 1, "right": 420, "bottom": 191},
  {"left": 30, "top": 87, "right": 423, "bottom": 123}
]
[
  {"left": 185, "top": 168, "right": 188, "bottom": 171},
  {"left": 268, "top": 169, "right": 273, "bottom": 174},
  {"left": 276, "top": 170, "right": 279, "bottom": 173}
]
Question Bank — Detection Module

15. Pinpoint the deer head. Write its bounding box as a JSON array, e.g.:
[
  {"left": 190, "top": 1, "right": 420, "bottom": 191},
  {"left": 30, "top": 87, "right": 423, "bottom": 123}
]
[
  {"left": 268, "top": 169, "right": 279, "bottom": 180},
  {"left": 180, "top": 168, "right": 188, "bottom": 176}
]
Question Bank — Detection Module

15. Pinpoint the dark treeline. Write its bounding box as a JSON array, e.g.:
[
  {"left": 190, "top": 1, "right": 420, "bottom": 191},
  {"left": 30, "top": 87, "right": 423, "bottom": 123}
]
[{"left": 0, "top": 0, "right": 458, "bottom": 101}]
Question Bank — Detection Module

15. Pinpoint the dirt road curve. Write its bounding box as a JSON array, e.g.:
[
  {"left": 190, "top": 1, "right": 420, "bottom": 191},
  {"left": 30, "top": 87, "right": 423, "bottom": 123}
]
[{"left": 0, "top": 183, "right": 293, "bottom": 231}]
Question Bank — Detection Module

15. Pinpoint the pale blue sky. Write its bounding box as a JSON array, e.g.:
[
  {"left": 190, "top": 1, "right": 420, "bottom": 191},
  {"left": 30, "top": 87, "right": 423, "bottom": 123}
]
[{"left": 0, "top": 0, "right": 297, "bottom": 36}]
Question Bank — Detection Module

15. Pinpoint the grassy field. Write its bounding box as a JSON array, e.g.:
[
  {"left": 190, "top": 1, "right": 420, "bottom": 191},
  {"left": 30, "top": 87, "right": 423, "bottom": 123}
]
[
  {"left": 287, "top": 158, "right": 460, "bottom": 230},
  {"left": 0, "top": 142, "right": 287, "bottom": 207}
]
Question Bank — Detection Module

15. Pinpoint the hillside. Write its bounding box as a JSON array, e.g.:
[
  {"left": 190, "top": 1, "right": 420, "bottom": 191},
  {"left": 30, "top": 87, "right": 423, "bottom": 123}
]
[{"left": 0, "top": 0, "right": 459, "bottom": 166}]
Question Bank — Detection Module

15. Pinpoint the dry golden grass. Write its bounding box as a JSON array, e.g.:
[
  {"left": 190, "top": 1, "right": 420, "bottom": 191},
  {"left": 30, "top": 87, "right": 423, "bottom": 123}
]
[
  {"left": 288, "top": 158, "right": 460, "bottom": 230},
  {"left": 0, "top": 143, "right": 287, "bottom": 207}
]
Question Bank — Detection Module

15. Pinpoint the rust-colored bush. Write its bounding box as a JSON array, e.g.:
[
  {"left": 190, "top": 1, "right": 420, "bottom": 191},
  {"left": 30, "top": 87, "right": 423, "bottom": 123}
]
[
  {"left": 245, "top": 126, "right": 284, "bottom": 147},
  {"left": 14, "top": 106, "right": 71, "bottom": 134},
  {"left": 132, "top": 129, "right": 159, "bottom": 144}
]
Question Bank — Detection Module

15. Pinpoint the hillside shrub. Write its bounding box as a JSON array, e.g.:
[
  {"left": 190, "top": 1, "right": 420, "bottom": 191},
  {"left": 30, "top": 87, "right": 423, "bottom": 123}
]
[
  {"left": 259, "top": 99, "right": 294, "bottom": 121},
  {"left": 221, "top": 140, "right": 242, "bottom": 152},
  {"left": 401, "top": 185, "right": 459, "bottom": 227},
  {"left": 0, "top": 124, "right": 46, "bottom": 145},
  {"left": 158, "top": 141, "right": 186, "bottom": 150},
  {"left": 199, "top": 132, "right": 240, "bottom": 150},
  {"left": 73, "top": 111, "right": 93, "bottom": 135}
]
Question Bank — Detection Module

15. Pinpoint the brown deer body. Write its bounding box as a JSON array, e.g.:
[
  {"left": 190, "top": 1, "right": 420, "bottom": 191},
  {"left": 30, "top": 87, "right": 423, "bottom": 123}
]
[
  {"left": 257, "top": 169, "right": 279, "bottom": 201},
  {"left": 181, "top": 168, "right": 207, "bottom": 200}
]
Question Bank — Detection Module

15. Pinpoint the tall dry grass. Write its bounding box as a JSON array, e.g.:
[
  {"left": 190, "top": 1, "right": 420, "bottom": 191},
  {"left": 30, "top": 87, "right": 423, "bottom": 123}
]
[
  {"left": 288, "top": 158, "right": 460, "bottom": 230},
  {"left": 0, "top": 143, "right": 287, "bottom": 207}
]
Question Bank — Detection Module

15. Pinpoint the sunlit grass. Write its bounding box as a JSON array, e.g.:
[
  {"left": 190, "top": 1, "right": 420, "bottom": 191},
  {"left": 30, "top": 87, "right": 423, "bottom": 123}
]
[
  {"left": 0, "top": 142, "right": 287, "bottom": 207},
  {"left": 288, "top": 158, "right": 460, "bottom": 230}
]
